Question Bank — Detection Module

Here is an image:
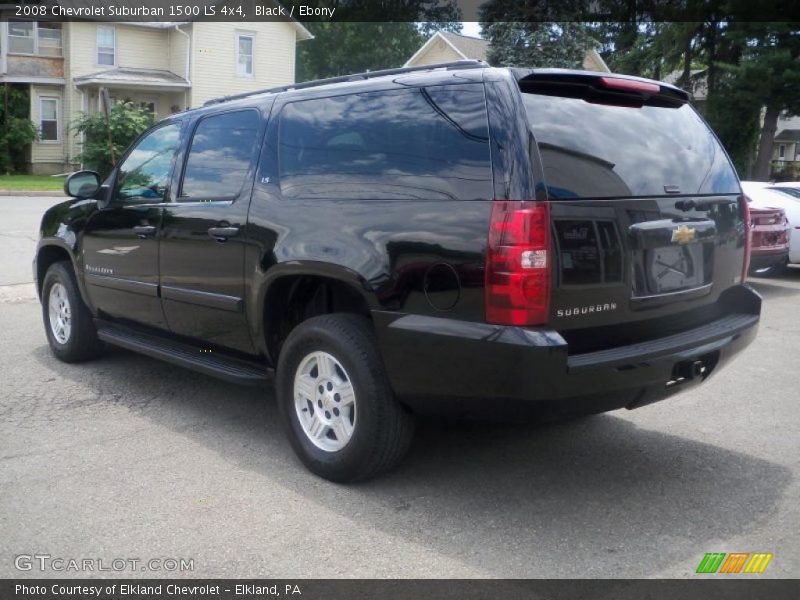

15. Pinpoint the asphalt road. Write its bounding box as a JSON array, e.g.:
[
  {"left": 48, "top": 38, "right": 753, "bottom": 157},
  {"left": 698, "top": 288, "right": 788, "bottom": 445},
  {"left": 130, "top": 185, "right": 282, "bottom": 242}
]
[{"left": 1, "top": 196, "right": 798, "bottom": 578}]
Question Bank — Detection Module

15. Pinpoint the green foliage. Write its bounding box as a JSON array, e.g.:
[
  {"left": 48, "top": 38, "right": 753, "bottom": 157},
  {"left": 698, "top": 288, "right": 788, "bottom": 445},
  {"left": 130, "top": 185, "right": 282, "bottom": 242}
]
[
  {"left": 295, "top": 0, "right": 462, "bottom": 81},
  {"left": 481, "top": 21, "right": 596, "bottom": 69},
  {"left": 71, "top": 101, "right": 153, "bottom": 179},
  {"left": 298, "top": 22, "right": 426, "bottom": 81},
  {"left": 1, "top": 117, "right": 37, "bottom": 175},
  {"left": 479, "top": 0, "right": 596, "bottom": 68},
  {"left": 704, "top": 71, "right": 762, "bottom": 176},
  {"left": 418, "top": 21, "right": 463, "bottom": 38},
  {"left": 0, "top": 84, "right": 38, "bottom": 174}
]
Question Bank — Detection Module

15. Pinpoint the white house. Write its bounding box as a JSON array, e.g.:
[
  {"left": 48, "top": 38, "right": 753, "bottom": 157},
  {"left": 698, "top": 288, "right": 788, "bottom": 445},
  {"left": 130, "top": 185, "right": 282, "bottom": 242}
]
[{"left": 0, "top": 12, "right": 312, "bottom": 174}]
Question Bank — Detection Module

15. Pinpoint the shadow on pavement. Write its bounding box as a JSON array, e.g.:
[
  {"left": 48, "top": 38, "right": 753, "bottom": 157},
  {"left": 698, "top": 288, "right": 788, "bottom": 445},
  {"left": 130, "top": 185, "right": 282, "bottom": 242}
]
[
  {"left": 32, "top": 343, "right": 792, "bottom": 578},
  {"left": 747, "top": 275, "right": 800, "bottom": 299}
]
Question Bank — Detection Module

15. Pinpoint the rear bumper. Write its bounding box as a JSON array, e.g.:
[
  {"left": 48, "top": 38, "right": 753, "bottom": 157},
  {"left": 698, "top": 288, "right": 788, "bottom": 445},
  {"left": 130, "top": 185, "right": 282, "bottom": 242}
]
[
  {"left": 749, "top": 248, "right": 789, "bottom": 272},
  {"left": 374, "top": 285, "right": 761, "bottom": 419}
]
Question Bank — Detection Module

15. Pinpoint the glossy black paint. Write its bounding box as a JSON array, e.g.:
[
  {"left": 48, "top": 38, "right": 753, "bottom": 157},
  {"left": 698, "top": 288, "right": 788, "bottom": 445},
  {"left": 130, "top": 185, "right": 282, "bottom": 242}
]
[
  {"left": 34, "top": 66, "right": 760, "bottom": 416},
  {"left": 158, "top": 107, "right": 269, "bottom": 354}
]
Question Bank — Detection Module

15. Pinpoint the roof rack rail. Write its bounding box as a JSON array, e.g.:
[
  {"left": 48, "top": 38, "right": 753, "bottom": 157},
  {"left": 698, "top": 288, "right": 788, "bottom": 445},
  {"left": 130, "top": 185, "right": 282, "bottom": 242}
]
[{"left": 202, "top": 60, "right": 489, "bottom": 107}]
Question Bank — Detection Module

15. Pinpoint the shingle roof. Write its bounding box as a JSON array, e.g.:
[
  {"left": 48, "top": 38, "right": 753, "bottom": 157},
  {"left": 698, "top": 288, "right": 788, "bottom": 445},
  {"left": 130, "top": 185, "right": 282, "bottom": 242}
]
[
  {"left": 74, "top": 67, "right": 190, "bottom": 88},
  {"left": 439, "top": 32, "right": 489, "bottom": 61},
  {"left": 775, "top": 129, "right": 800, "bottom": 143}
]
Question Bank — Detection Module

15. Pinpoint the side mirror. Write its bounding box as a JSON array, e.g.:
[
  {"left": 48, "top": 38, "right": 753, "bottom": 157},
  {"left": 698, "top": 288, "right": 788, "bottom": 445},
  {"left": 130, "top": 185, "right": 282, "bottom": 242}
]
[{"left": 64, "top": 170, "right": 101, "bottom": 199}]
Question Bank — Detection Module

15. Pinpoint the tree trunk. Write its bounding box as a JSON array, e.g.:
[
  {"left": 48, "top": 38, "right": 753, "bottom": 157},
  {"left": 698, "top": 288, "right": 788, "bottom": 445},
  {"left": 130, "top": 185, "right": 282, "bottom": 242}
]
[
  {"left": 679, "top": 34, "right": 693, "bottom": 89},
  {"left": 753, "top": 104, "right": 780, "bottom": 181}
]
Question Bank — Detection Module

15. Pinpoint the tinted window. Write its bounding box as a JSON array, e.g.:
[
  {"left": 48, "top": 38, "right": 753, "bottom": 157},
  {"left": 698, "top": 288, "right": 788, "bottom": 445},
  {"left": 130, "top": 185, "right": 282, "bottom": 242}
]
[
  {"left": 523, "top": 93, "right": 739, "bottom": 198},
  {"left": 180, "top": 110, "right": 260, "bottom": 201},
  {"left": 116, "top": 122, "right": 181, "bottom": 204},
  {"left": 277, "top": 84, "right": 492, "bottom": 201}
]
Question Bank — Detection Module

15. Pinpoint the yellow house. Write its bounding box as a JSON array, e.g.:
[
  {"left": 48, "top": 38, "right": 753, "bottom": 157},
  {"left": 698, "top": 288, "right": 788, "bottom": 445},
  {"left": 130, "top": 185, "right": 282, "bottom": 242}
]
[
  {"left": 404, "top": 30, "right": 610, "bottom": 73},
  {"left": 0, "top": 18, "right": 312, "bottom": 174}
]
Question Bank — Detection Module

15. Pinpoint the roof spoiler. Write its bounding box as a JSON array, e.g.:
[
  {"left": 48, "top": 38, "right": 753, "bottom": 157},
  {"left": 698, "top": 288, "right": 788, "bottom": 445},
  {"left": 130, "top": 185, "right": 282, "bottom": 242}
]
[{"left": 513, "top": 69, "right": 690, "bottom": 107}]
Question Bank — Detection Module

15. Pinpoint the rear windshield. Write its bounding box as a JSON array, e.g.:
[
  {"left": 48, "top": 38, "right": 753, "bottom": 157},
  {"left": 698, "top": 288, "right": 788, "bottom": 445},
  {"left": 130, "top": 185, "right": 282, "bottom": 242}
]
[{"left": 522, "top": 93, "right": 739, "bottom": 199}]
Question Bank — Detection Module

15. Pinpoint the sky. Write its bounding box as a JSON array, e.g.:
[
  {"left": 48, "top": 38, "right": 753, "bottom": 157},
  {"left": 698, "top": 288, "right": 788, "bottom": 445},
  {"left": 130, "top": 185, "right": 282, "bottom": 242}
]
[{"left": 461, "top": 22, "right": 483, "bottom": 38}]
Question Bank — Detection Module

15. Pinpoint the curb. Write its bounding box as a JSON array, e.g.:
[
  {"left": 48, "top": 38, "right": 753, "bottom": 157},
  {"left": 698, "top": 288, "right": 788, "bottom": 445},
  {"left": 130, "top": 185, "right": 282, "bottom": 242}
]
[{"left": 0, "top": 191, "right": 65, "bottom": 197}]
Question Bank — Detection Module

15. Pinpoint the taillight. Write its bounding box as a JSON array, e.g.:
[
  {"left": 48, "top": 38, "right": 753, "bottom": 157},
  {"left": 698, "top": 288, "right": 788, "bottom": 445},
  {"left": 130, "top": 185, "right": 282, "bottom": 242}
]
[
  {"left": 741, "top": 195, "right": 751, "bottom": 282},
  {"left": 485, "top": 201, "right": 551, "bottom": 326},
  {"left": 598, "top": 76, "right": 660, "bottom": 94}
]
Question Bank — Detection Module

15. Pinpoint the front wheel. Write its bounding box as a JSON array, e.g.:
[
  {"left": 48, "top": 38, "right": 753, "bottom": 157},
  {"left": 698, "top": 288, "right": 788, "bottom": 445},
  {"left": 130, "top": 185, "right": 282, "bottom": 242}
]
[
  {"left": 41, "top": 261, "right": 103, "bottom": 362},
  {"left": 276, "top": 314, "right": 414, "bottom": 482}
]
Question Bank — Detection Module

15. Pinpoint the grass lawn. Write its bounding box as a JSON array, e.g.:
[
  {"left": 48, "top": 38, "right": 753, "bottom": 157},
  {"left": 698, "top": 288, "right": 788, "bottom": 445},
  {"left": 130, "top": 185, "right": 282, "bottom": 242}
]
[{"left": 0, "top": 174, "right": 65, "bottom": 192}]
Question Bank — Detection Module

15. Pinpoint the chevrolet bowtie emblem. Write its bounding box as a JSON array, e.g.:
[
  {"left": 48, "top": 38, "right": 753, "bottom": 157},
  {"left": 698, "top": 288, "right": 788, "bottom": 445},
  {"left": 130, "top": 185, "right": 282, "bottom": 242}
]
[{"left": 671, "top": 225, "right": 697, "bottom": 245}]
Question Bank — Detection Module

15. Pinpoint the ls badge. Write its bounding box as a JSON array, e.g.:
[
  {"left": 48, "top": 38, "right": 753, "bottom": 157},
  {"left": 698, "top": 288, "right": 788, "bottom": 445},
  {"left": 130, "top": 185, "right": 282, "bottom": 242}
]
[{"left": 671, "top": 225, "right": 697, "bottom": 245}]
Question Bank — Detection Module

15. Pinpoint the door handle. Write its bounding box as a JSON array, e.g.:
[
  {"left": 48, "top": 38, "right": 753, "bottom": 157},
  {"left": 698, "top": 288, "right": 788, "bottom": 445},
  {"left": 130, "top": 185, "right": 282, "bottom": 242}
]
[
  {"left": 208, "top": 226, "right": 240, "bottom": 241},
  {"left": 132, "top": 225, "right": 157, "bottom": 239}
]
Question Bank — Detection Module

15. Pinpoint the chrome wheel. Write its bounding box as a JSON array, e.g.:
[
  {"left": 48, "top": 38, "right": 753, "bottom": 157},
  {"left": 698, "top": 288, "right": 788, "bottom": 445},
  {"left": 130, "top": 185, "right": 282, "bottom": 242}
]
[
  {"left": 48, "top": 282, "right": 72, "bottom": 345},
  {"left": 293, "top": 351, "right": 357, "bottom": 452}
]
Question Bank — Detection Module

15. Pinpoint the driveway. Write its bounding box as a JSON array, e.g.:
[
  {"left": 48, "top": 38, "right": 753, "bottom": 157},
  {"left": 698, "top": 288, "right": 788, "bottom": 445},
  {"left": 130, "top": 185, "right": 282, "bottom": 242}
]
[{"left": 1, "top": 196, "right": 798, "bottom": 578}]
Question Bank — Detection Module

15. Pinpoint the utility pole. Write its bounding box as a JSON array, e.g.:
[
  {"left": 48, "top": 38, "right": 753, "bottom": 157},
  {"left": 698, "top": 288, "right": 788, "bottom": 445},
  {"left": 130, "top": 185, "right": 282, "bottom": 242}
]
[{"left": 100, "top": 87, "right": 116, "bottom": 166}]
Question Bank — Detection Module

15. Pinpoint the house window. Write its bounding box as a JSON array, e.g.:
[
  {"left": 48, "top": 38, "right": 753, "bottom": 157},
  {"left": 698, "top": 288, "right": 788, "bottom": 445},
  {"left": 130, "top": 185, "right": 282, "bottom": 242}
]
[
  {"left": 6, "top": 20, "right": 62, "bottom": 56},
  {"left": 37, "top": 23, "right": 63, "bottom": 57},
  {"left": 140, "top": 101, "right": 156, "bottom": 116},
  {"left": 39, "top": 98, "right": 59, "bottom": 142},
  {"left": 778, "top": 144, "right": 786, "bottom": 160},
  {"left": 8, "top": 20, "right": 35, "bottom": 54},
  {"left": 97, "top": 25, "right": 116, "bottom": 66},
  {"left": 236, "top": 33, "right": 254, "bottom": 76}
]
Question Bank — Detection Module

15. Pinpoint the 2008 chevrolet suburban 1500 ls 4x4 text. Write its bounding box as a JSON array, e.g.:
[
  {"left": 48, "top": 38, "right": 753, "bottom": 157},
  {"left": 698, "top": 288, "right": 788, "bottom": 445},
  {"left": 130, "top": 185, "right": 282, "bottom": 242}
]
[{"left": 35, "top": 61, "right": 761, "bottom": 481}]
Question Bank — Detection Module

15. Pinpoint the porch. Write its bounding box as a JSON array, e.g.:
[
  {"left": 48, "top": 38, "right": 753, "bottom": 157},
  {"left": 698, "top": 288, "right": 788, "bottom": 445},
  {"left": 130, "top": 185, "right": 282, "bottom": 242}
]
[{"left": 74, "top": 67, "right": 191, "bottom": 120}]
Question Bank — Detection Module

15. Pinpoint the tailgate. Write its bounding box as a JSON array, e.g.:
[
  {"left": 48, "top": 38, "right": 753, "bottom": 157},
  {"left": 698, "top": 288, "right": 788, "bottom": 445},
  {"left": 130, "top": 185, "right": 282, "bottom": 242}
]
[
  {"left": 549, "top": 196, "right": 744, "bottom": 335},
  {"left": 517, "top": 71, "right": 747, "bottom": 348}
]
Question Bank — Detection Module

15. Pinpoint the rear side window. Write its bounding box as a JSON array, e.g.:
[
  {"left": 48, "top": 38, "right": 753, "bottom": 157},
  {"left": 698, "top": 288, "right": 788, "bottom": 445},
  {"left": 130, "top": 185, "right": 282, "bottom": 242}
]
[
  {"left": 522, "top": 93, "right": 739, "bottom": 199},
  {"left": 277, "top": 84, "right": 492, "bottom": 201},
  {"left": 180, "top": 109, "right": 260, "bottom": 201}
]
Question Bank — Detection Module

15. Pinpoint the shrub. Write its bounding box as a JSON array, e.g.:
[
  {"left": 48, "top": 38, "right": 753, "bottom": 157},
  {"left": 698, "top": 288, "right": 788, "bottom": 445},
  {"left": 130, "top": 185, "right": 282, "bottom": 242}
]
[
  {"left": 0, "top": 117, "right": 38, "bottom": 174},
  {"left": 0, "top": 84, "right": 38, "bottom": 174},
  {"left": 71, "top": 102, "right": 154, "bottom": 178}
]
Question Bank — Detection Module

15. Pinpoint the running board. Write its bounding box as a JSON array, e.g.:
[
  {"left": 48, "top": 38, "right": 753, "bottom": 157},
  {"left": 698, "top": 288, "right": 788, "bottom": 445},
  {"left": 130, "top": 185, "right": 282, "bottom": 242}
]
[{"left": 96, "top": 323, "right": 271, "bottom": 386}]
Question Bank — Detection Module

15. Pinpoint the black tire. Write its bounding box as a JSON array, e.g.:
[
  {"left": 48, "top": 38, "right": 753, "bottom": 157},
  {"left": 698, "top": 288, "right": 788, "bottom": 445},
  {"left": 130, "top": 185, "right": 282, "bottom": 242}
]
[
  {"left": 41, "top": 261, "right": 103, "bottom": 362},
  {"left": 276, "top": 314, "right": 414, "bottom": 482}
]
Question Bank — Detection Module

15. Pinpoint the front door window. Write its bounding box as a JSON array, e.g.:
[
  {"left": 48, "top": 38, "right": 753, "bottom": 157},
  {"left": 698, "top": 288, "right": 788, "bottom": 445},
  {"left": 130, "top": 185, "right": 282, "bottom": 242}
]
[{"left": 115, "top": 123, "right": 181, "bottom": 204}]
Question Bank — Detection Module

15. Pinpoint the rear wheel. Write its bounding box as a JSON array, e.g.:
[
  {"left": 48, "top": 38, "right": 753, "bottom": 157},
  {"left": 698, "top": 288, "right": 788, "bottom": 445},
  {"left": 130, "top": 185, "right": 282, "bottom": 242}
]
[
  {"left": 41, "top": 261, "right": 103, "bottom": 362},
  {"left": 276, "top": 314, "right": 414, "bottom": 482}
]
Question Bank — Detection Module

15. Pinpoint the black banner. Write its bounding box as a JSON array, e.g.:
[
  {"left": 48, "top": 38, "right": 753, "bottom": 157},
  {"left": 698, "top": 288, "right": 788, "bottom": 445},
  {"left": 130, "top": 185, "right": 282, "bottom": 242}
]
[
  {"left": 2, "top": 0, "right": 800, "bottom": 23},
  {"left": 2, "top": 579, "right": 800, "bottom": 600}
]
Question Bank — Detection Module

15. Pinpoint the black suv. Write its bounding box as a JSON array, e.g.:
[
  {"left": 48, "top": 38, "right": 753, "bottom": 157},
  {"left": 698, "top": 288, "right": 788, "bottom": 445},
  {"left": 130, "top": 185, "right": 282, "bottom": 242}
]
[{"left": 35, "top": 61, "right": 760, "bottom": 481}]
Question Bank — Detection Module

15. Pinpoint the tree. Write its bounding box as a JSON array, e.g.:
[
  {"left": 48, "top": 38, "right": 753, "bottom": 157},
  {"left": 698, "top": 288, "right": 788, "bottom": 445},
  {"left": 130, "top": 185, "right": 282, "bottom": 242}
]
[
  {"left": 418, "top": 21, "right": 463, "bottom": 38},
  {"left": 478, "top": 0, "right": 597, "bottom": 68},
  {"left": 481, "top": 21, "right": 596, "bottom": 68},
  {"left": 71, "top": 101, "right": 153, "bottom": 178},
  {"left": 297, "top": 20, "right": 463, "bottom": 82},
  {"left": 733, "top": 23, "right": 800, "bottom": 180},
  {"left": 1, "top": 84, "right": 37, "bottom": 174},
  {"left": 298, "top": 22, "right": 426, "bottom": 81},
  {"left": 295, "top": 0, "right": 462, "bottom": 81}
]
